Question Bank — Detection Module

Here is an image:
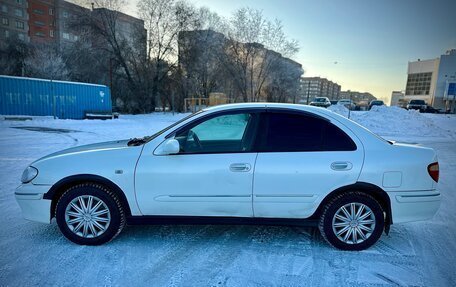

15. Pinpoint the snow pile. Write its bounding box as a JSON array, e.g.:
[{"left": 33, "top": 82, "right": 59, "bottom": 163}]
[
  {"left": 0, "top": 113, "right": 190, "bottom": 146},
  {"left": 327, "top": 104, "right": 349, "bottom": 117},
  {"left": 350, "top": 105, "right": 448, "bottom": 138},
  {"left": 1, "top": 110, "right": 456, "bottom": 286}
]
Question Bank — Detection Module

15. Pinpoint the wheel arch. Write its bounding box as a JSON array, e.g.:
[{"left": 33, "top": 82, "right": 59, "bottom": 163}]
[
  {"left": 44, "top": 174, "right": 132, "bottom": 219},
  {"left": 310, "top": 182, "right": 392, "bottom": 233}
]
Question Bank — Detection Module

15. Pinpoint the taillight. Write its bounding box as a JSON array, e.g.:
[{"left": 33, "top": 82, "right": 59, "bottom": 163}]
[{"left": 428, "top": 162, "right": 439, "bottom": 182}]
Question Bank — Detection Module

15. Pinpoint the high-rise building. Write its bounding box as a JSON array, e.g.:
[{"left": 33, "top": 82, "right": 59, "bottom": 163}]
[
  {"left": 339, "top": 91, "right": 376, "bottom": 104},
  {"left": 405, "top": 49, "right": 456, "bottom": 111},
  {"left": 27, "top": 0, "right": 56, "bottom": 43},
  {"left": 55, "top": 0, "right": 88, "bottom": 46},
  {"left": 1, "top": 1, "right": 145, "bottom": 49},
  {"left": 300, "top": 77, "right": 341, "bottom": 103},
  {"left": 91, "top": 7, "right": 146, "bottom": 48},
  {"left": 0, "top": 0, "right": 29, "bottom": 43}
]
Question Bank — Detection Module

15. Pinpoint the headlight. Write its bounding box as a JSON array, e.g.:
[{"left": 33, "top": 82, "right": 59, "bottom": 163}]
[{"left": 21, "top": 166, "right": 38, "bottom": 183}]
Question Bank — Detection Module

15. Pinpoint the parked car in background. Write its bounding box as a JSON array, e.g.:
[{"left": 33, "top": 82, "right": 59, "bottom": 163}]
[
  {"left": 330, "top": 100, "right": 338, "bottom": 106},
  {"left": 310, "top": 97, "right": 331, "bottom": 108},
  {"left": 16, "top": 103, "right": 441, "bottom": 251},
  {"left": 407, "top": 100, "right": 427, "bottom": 112},
  {"left": 424, "top": 106, "right": 441, "bottom": 114},
  {"left": 368, "top": 100, "right": 385, "bottom": 110},
  {"left": 337, "top": 99, "right": 356, "bottom": 110}
]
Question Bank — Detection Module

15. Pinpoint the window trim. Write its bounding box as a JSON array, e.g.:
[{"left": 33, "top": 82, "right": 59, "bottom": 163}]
[
  {"left": 163, "top": 107, "right": 357, "bottom": 155},
  {"left": 165, "top": 109, "right": 262, "bottom": 155},
  {"left": 166, "top": 108, "right": 265, "bottom": 139}
]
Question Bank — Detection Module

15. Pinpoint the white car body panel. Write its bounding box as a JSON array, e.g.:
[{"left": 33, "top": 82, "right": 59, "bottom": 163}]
[
  {"left": 15, "top": 103, "right": 440, "bottom": 226},
  {"left": 135, "top": 146, "right": 257, "bottom": 216},
  {"left": 252, "top": 114, "right": 365, "bottom": 218},
  {"left": 18, "top": 140, "right": 144, "bottom": 220},
  {"left": 253, "top": 150, "right": 362, "bottom": 218}
]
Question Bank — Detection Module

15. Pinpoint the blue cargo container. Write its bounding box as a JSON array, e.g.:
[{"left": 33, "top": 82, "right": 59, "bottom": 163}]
[{"left": 0, "top": 75, "right": 112, "bottom": 119}]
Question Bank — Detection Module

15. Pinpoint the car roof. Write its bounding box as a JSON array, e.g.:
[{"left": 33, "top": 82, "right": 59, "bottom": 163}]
[
  {"left": 203, "top": 102, "right": 334, "bottom": 115},
  {"left": 187, "top": 103, "right": 388, "bottom": 148}
]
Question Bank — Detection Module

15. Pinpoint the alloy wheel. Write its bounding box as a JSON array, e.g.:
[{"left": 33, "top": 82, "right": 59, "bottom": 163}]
[
  {"left": 64, "top": 195, "right": 111, "bottom": 238},
  {"left": 331, "top": 202, "right": 376, "bottom": 244}
]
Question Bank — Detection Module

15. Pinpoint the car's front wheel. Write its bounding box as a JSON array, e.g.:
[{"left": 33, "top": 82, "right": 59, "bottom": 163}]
[
  {"left": 318, "top": 192, "right": 384, "bottom": 250},
  {"left": 55, "top": 183, "right": 126, "bottom": 245}
]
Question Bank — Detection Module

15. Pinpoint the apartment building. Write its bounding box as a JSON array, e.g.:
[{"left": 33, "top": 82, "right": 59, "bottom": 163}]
[
  {"left": 1, "top": 0, "right": 144, "bottom": 49},
  {"left": 300, "top": 77, "right": 341, "bottom": 103},
  {"left": 0, "top": 0, "right": 29, "bottom": 43},
  {"left": 339, "top": 90, "right": 376, "bottom": 104}
]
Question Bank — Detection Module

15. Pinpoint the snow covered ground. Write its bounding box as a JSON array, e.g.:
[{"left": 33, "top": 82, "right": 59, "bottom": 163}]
[{"left": 0, "top": 107, "right": 455, "bottom": 286}]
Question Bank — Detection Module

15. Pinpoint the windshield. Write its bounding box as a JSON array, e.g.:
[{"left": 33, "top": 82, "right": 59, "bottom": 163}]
[
  {"left": 144, "top": 111, "right": 203, "bottom": 143},
  {"left": 314, "top": 98, "right": 326, "bottom": 102},
  {"left": 410, "top": 100, "right": 425, "bottom": 105}
]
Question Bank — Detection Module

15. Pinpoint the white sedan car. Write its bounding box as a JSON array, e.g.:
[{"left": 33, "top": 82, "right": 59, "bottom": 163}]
[{"left": 16, "top": 103, "right": 441, "bottom": 250}]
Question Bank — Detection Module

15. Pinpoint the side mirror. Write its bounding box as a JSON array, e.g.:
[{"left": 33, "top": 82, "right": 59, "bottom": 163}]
[{"left": 155, "top": 139, "right": 180, "bottom": 155}]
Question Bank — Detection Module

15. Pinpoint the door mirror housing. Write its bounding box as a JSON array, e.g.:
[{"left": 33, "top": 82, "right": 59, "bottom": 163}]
[{"left": 155, "top": 139, "right": 180, "bottom": 155}]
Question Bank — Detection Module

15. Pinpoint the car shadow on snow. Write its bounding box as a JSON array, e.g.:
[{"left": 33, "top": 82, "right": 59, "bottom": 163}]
[{"left": 116, "top": 224, "right": 328, "bottom": 248}]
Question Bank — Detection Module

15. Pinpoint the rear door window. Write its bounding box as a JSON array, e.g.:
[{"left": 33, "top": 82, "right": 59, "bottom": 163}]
[{"left": 260, "top": 112, "right": 356, "bottom": 152}]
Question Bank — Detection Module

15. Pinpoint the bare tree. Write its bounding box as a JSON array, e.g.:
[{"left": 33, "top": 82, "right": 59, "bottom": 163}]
[
  {"left": 24, "top": 44, "right": 70, "bottom": 80},
  {"left": 0, "top": 36, "right": 30, "bottom": 76},
  {"left": 265, "top": 58, "right": 303, "bottom": 103},
  {"left": 137, "top": 0, "right": 200, "bottom": 110},
  {"left": 223, "top": 8, "right": 300, "bottom": 102}
]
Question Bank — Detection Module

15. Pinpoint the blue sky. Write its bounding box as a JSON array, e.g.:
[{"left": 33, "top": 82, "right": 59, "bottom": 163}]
[{"left": 126, "top": 0, "right": 456, "bottom": 102}]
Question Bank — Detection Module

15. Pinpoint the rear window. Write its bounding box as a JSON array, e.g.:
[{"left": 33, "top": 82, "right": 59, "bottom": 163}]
[
  {"left": 261, "top": 112, "right": 356, "bottom": 152},
  {"left": 410, "top": 100, "right": 425, "bottom": 105}
]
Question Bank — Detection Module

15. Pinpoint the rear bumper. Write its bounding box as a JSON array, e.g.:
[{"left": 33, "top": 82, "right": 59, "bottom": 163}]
[
  {"left": 15, "top": 184, "right": 52, "bottom": 224},
  {"left": 388, "top": 189, "right": 441, "bottom": 223}
]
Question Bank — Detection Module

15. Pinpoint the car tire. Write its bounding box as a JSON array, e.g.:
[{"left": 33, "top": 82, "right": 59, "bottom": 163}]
[
  {"left": 55, "top": 183, "right": 126, "bottom": 245},
  {"left": 318, "top": 191, "right": 384, "bottom": 251}
]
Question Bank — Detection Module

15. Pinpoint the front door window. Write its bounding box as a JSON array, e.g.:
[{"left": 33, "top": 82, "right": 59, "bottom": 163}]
[{"left": 175, "top": 113, "right": 253, "bottom": 154}]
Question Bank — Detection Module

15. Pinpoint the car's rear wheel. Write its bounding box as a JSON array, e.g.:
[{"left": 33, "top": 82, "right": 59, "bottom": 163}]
[
  {"left": 55, "top": 183, "right": 125, "bottom": 245},
  {"left": 318, "top": 191, "right": 384, "bottom": 250}
]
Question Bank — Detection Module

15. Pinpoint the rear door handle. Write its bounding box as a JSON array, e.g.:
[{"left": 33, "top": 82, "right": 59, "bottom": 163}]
[
  {"left": 331, "top": 161, "right": 353, "bottom": 171},
  {"left": 230, "top": 163, "right": 251, "bottom": 172}
]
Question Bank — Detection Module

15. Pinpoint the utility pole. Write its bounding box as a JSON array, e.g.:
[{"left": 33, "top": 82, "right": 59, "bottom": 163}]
[
  {"left": 51, "top": 78, "right": 56, "bottom": 119},
  {"left": 306, "top": 80, "right": 311, "bottom": 104},
  {"left": 109, "top": 58, "right": 113, "bottom": 93}
]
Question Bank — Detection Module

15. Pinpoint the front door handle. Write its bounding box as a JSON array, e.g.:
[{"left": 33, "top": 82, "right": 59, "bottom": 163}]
[
  {"left": 230, "top": 163, "right": 251, "bottom": 172},
  {"left": 331, "top": 161, "right": 353, "bottom": 171}
]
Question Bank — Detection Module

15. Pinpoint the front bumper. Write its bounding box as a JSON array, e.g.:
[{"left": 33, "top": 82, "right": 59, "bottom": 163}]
[
  {"left": 388, "top": 189, "right": 441, "bottom": 223},
  {"left": 15, "top": 184, "right": 52, "bottom": 224}
]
